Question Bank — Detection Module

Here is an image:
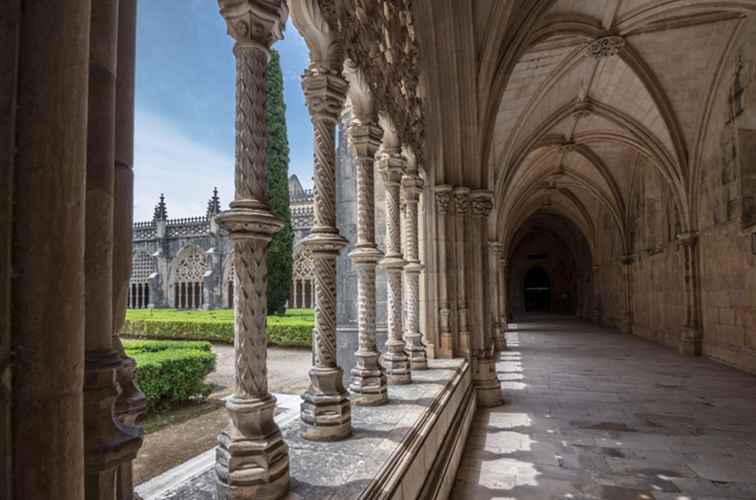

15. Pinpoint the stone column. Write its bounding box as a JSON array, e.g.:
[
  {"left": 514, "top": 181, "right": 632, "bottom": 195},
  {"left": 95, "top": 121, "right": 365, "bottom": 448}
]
[
  {"left": 402, "top": 172, "right": 427, "bottom": 369},
  {"left": 591, "top": 265, "right": 601, "bottom": 323},
  {"left": 84, "top": 1, "right": 143, "bottom": 497},
  {"left": 214, "top": 3, "right": 290, "bottom": 498},
  {"left": 300, "top": 69, "right": 351, "bottom": 440},
  {"left": 677, "top": 232, "right": 702, "bottom": 355},
  {"left": 379, "top": 146, "right": 411, "bottom": 384},
  {"left": 435, "top": 185, "right": 454, "bottom": 358},
  {"left": 12, "top": 1, "right": 91, "bottom": 497},
  {"left": 112, "top": 1, "right": 146, "bottom": 498},
  {"left": 499, "top": 257, "right": 509, "bottom": 332},
  {"left": 470, "top": 192, "right": 504, "bottom": 407},
  {"left": 453, "top": 187, "right": 471, "bottom": 355},
  {"left": 490, "top": 242, "right": 507, "bottom": 351},
  {"left": 347, "top": 116, "right": 387, "bottom": 405},
  {"left": 620, "top": 255, "right": 634, "bottom": 334}
]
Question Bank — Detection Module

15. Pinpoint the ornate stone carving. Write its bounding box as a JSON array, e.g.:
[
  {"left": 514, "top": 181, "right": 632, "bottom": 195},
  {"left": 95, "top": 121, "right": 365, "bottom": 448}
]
[
  {"left": 215, "top": 3, "right": 290, "bottom": 497},
  {"left": 300, "top": 65, "right": 351, "bottom": 441},
  {"left": 589, "top": 35, "right": 625, "bottom": 59},
  {"left": 402, "top": 174, "right": 426, "bottom": 370},
  {"left": 573, "top": 100, "right": 593, "bottom": 120},
  {"left": 347, "top": 117, "right": 387, "bottom": 405},
  {"left": 379, "top": 146, "right": 410, "bottom": 384},
  {"left": 435, "top": 188, "right": 451, "bottom": 215}
]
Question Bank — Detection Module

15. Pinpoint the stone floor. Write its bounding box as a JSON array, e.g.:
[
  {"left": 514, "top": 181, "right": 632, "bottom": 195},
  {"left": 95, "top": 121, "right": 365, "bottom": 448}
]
[{"left": 452, "top": 314, "right": 756, "bottom": 500}]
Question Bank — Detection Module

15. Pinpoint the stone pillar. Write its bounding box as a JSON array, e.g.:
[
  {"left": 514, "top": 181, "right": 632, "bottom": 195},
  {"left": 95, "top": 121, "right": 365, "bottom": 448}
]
[
  {"left": 214, "top": 2, "right": 290, "bottom": 498},
  {"left": 469, "top": 192, "right": 503, "bottom": 407},
  {"left": 677, "top": 232, "right": 702, "bottom": 355},
  {"left": 499, "top": 257, "right": 509, "bottom": 330},
  {"left": 435, "top": 186, "right": 454, "bottom": 358},
  {"left": 402, "top": 172, "right": 427, "bottom": 369},
  {"left": 112, "top": 1, "right": 146, "bottom": 497},
  {"left": 84, "top": 1, "right": 143, "bottom": 497},
  {"left": 347, "top": 112, "right": 387, "bottom": 405},
  {"left": 591, "top": 265, "right": 601, "bottom": 323},
  {"left": 620, "top": 255, "right": 634, "bottom": 334},
  {"left": 453, "top": 188, "right": 471, "bottom": 355},
  {"left": 300, "top": 68, "right": 351, "bottom": 440},
  {"left": 490, "top": 242, "right": 508, "bottom": 351},
  {"left": 379, "top": 145, "right": 411, "bottom": 384},
  {"left": 12, "top": 1, "right": 91, "bottom": 497}
]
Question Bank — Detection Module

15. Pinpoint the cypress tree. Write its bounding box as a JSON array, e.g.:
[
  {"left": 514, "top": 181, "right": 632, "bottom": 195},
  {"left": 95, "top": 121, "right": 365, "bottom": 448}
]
[{"left": 266, "top": 49, "right": 293, "bottom": 314}]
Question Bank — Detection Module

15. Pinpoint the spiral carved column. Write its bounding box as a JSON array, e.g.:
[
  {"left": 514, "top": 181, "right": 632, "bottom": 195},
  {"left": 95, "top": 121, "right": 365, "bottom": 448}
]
[
  {"left": 348, "top": 122, "right": 388, "bottom": 405},
  {"left": 214, "top": 3, "right": 290, "bottom": 498},
  {"left": 402, "top": 174, "right": 427, "bottom": 369},
  {"left": 380, "top": 151, "right": 411, "bottom": 384},
  {"left": 300, "top": 69, "right": 351, "bottom": 440}
]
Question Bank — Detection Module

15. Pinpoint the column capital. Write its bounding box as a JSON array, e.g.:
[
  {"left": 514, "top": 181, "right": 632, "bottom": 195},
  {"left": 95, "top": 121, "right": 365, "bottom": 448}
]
[
  {"left": 470, "top": 190, "right": 494, "bottom": 218},
  {"left": 378, "top": 153, "right": 405, "bottom": 185},
  {"left": 302, "top": 71, "right": 348, "bottom": 123},
  {"left": 219, "top": 0, "right": 288, "bottom": 52},
  {"left": 435, "top": 185, "right": 453, "bottom": 215},
  {"left": 488, "top": 241, "right": 504, "bottom": 254},
  {"left": 676, "top": 231, "right": 698, "bottom": 248},
  {"left": 453, "top": 187, "right": 471, "bottom": 215},
  {"left": 620, "top": 254, "right": 636, "bottom": 266},
  {"left": 348, "top": 122, "right": 383, "bottom": 160},
  {"left": 401, "top": 173, "right": 424, "bottom": 200},
  {"left": 216, "top": 207, "right": 283, "bottom": 241}
]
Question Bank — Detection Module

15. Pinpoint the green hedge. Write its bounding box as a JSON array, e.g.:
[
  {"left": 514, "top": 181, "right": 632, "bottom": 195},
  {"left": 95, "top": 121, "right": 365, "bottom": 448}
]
[
  {"left": 123, "top": 309, "right": 313, "bottom": 348},
  {"left": 123, "top": 340, "right": 216, "bottom": 412}
]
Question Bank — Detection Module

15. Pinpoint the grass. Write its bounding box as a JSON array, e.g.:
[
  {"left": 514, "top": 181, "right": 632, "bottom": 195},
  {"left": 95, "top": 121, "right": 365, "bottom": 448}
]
[{"left": 125, "top": 308, "right": 314, "bottom": 323}]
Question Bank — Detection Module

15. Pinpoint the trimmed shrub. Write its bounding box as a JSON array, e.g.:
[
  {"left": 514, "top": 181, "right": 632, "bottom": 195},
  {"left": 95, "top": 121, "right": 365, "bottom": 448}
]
[
  {"left": 124, "top": 340, "right": 216, "bottom": 412},
  {"left": 123, "top": 309, "right": 313, "bottom": 348}
]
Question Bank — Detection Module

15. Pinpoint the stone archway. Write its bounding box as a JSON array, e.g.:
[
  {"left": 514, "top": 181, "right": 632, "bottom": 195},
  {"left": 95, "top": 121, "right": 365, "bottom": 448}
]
[{"left": 523, "top": 266, "right": 552, "bottom": 312}]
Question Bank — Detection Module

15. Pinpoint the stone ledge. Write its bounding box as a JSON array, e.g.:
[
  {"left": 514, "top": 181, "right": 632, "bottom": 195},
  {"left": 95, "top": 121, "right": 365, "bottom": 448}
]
[{"left": 148, "top": 359, "right": 472, "bottom": 500}]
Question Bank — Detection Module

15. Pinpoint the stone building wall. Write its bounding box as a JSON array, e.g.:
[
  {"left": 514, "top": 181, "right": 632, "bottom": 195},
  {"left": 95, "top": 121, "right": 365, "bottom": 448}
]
[{"left": 695, "top": 17, "right": 756, "bottom": 374}]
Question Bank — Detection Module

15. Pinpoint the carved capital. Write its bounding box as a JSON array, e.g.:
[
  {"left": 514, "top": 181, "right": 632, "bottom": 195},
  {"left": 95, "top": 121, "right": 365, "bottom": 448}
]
[
  {"left": 378, "top": 152, "right": 405, "bottom": 185},
  {"left": 453, "top": 187, "right": 471, "bottom": 215},
  {"left": 589, "top": 35, "right": 625, "bottom": 58},
  {"left": 348, "top": 122, "right": 383, "bottom": 160},
  {"left": 302, "top": 71, "right": 348, "bottom": 123},
  {"left": 470, "top": 190, "right": 494, "bottom": 218},
  {"left": 219, "top": 0, "right": 288, "bottom": 52},
  {"left": 401, "top": 174, "right": 424, "bottom": 201},
  {"left": 559, "top": 141, "right": 576, "bottom": 153},
  {"left": 676, "top": 231, "right": 698, "bottom": 248},
  {"left": 435, "top": 185, "right": 453, "bottom": 215}
]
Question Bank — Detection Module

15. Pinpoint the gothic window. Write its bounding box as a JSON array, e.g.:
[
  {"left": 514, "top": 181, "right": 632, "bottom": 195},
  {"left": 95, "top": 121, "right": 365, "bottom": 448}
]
[
  {"left": 290, "top": 246, "right": 314, "bottom": 309},
  {"left": 174, "top": 245, "right": 207, "bottom": 309},
  {"left": 129, "top": 251, "right": 154, "bottom": 309}
]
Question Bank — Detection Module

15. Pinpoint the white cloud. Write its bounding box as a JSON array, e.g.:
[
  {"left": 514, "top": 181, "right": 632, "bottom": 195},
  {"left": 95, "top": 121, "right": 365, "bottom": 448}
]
[{"left": 133, "top": 109, "right": 234, "bottom": 221}]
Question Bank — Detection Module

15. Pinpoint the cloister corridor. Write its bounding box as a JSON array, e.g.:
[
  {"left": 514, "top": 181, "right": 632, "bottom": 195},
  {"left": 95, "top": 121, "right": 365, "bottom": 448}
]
[{"left": 452, "top": 316, "right": 756, "bottom": 500}]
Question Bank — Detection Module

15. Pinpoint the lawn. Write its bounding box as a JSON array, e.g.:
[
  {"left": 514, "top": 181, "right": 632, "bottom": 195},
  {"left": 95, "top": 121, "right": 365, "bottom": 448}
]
[{"left": 123, "top": 308, "right": 314, "bottom": 347}]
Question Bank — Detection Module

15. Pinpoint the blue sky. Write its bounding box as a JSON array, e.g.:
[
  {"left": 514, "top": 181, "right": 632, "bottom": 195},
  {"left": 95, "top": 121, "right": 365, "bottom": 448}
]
[{"left": 133, "top": 1, "right": 312, "bottom": 220}]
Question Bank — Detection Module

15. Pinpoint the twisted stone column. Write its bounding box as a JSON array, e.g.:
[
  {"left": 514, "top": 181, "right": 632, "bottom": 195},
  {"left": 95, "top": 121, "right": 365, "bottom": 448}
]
[
  {"left": 348, "top": 121, "right": 387, "bottom": 405},
  {"left": 435, "top": 186, "right": 454, "bottom": 357},
  {"left": 677, "top": 232, "right": 702, "bottom": 355},
  {"left": 454, "top": 187, "right": 471, "bottom": 355},
  {"left": 403, "top": 174, "right": 427, "bottom": 369},
  {"left": 214, "top": 3, "right": 290, "bottom": 498},
  {"left": 300, "top": 69, "right": 351, "bottom": 440},
  {"left": 380, "top": 151, "right": 411, "bottom": 384},
  {"left": 84, "top": 2, "right": 143, "bottom": 497}
]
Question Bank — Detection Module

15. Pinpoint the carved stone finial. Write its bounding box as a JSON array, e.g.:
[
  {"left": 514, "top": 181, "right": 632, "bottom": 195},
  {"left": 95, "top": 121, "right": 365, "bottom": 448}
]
[
  {"left": 206, "top": 187, "right": 222, "bottom": 218},
  {"left": 153, "top": 193, "right": 168, "bottom": 222},
  {"left": 589, "top": 35, "right": 625, "bottom": 59}
]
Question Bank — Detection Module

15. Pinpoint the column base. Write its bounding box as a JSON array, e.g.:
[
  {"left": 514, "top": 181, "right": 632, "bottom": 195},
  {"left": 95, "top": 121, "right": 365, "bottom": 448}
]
[
  {"left": 494, "top": 325, "right": 508, "bottom": 352},
  {"left": 301, "top": 367, "right": 351, "bottom": 441},
  {"left": 679, "top": 326, "right": 702, "bottom": 356},
  {"left": 215, "top": 394, "right": 290, "bottom": 500},
  {"left": 404, "top": 333, "right": 428, "bottom": 370},
  {"left": 472, "top": 355, "right": 504, "bottom": 408},
  {"left": 458, "top": 331, "right": 471, "bottom": 356},
  {"left": 381, "top": 349, "right": 411, "bottom": 384},
  {"left": 349, "top": 352, "right": 388, "bottom": 406},
  {"left": 438, "top": 332, "right": 454, "bottom": 358},
  {"left": 84, "top": 350, "right": 144, "bottom": 499}
]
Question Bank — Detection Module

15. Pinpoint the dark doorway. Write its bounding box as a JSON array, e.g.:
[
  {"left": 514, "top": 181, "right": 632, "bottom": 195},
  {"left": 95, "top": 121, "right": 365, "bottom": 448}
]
[{"left": 524, "top": 266, "right": 551, "bottom": 312}]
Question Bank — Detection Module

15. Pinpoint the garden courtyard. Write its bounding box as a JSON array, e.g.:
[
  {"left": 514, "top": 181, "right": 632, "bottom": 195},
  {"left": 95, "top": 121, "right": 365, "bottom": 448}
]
[{"left": 122, "top": 309, "right": 313, "bottom": 486}]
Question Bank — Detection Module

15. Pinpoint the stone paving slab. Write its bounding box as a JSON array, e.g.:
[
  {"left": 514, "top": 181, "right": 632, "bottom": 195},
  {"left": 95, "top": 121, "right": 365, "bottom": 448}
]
[
  {"left": 151, "top": 359, "right": 464, "bottom": 500},
  {"left": 452, "top": 315, "right": 756, "bottom": 500}
]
